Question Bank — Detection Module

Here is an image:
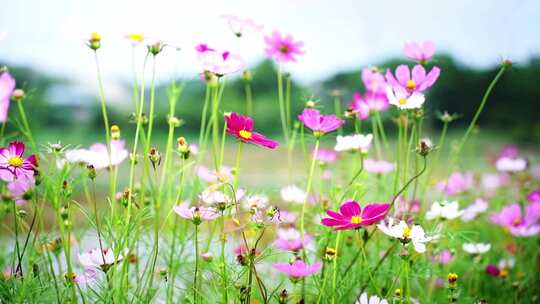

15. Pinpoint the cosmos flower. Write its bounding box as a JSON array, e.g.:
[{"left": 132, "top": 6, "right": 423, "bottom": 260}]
[
  {"left": 273, "top": 228, "right": 312, "bottom": 251},
  {"left": 225, "top": 112, "right": 279, "bottom": 149},
  {"left": 199, "top": 186, "right": 245, "bottom": 206},
  {"left": 0, "top": 141, "right": 38, "bottom": 182},
  {"left": 243, "top": 194, "right": 270, "bottom": 210},
  {"left": 314, "top": 148, "right": 338, "bottom": 163},
  {"left": 528, "top": 190, "right": 540, "bottom": 203},
  {"left": 349, "top": 91, "right": 389, "bottom": 120},
  {"left": 361, "top": 68, "right": 388, "bottom": 95},
  {"left": 72, "top": 268, "right": 97, "bottom": 285},
  {"left": 495, "top": 157, "right": 527, "bottom": 172},
  {"left": 273, "top": 259, "right": 321, "bottom": 280},
  {"left": 355, "top": 292, "right": 388, "bottom": 304},
  {"left": 280, "top": 185, "right": 307, "bottom": 204},
  {"left": 79, "top": 248, "right": 127, "bottom": 272},
  {"left": 485, "top": 264, "right": 502, "bottom": 277},
  {"left": 403, "top": 41, "right": 435, "bottom": 63},
  {"left": 432, "top": 250, "right": 454, "bottom": 265},
  {"left": 481, "top": 173, "right": 507, "bottom": 192},
  {"left": 197, "top": 165, "right": 233, "bottom": 183},
  {"left": 386, "top": 64, "right": 440, "bottom": 94},
  {"left": 334, "top": 134, "right": 373, "bottom": 153},
  {"left": 490, "top": 202, "right": 540, "bottom": 237},
  {"left": 461, "top": 199, "right": 488, "bottom": 222},
  {"left": 298, "top": 108, "right": 344, "bottom": 136},
  {"left": 0, "top": 71, "right": 16, "bottom": 123},
  {"left": 264, "top": 31, "right": 304, "bottom": 62},
  {"left": 437, "top": 172, "right": 474, "bottom": 196},
  {"left": 124, "top": 33, "right": 145, "bottom": 45},
  {"left": 462, "top": 243, "right": 491, "bottom": 254},
  {"left": 173, "top": 202, "right": 220, "bottom": 223},
  {"left": 425, "top": 201, "right": 464, "bottom": 221},
  {"left": 386, "top": 86, "right": 425, "bottom": 110},
  {"left": 198, "top": 49, "right": 245, "bottom": 76},
  {"left": 276, "top": 210, "right": 297, "bottom": 224},
  {"left": 221, "top": 15, "right": 263, "bottom": 37},
  {"left": 321, "top": 200, "right": 389, "bottom": 231},
  {"left": 498, "top": 144, "right": 520, "bottom": 159},
  {"left": 378, "top": 218, "right": 436, "bottom": 253},
  {"left": 363, "top": 159, "right": 395, "bottom": 174},
  {"left": 61, "top": 140, "right": 128, "bottom": 170},
  {"left": 7, "top": 175, "right": 35, "bottom": 206}
]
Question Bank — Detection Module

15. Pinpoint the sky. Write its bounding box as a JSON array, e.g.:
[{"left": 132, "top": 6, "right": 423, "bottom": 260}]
[{"left": 1, "top": 0, "right": 539, "bottom": 87}]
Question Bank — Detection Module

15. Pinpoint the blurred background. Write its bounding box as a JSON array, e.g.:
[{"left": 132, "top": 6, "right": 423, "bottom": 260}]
[{"left": 1, "top": 0, "right": 540, "bottom": 145}]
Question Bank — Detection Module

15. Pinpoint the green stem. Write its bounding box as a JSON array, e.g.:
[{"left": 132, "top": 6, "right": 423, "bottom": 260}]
[
  {"left": 245, "top": 81, "right": 253, "bottom": 116},
  {"left": 277, "top": 66, "right": 289, "bottom": 143},
  {"left": 193, "top": 225, "right": 200, "bottom": 304},
  {"left": 331, "top": 231, "right": 342, "bottom": 304},
  {"left": 300, "top": 139, "right": 320, "bottom": 246}
]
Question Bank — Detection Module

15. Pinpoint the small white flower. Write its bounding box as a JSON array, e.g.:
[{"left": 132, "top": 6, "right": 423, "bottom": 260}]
[
  {"left": 386, "top": 86, "right": 425, "bottom": 109},
  {"left": 280, "top": 185, "right": 307, "bottom": 204},
  {"left": 356, "top": 292, "right": 388, "bottom": 304},
  {"left": 426, "top": 201, "right": 464, "bottom": 221},
  {"left": 461, "top": 199, "right": 488, "bottom": 222},
  {"left": 243, "top": 194, "right": 269, "bottom": 210},
  {"left": 462, "top": 242, "right": 491, "bottom": 254},
  {"left": 334, "top": 134, "right": 373, "bottom": 153},
  {"left": 199, "top": 186, "right": 245, "bottom": 205},
  {"left": 378, "top": 218, "right": 436, "bottom": 253},
  {"left": 495, "top": 157, "right": 527, "bottom": 172},
  {"left": 498, "top": 257, "right": 515, "bottom": 269}
]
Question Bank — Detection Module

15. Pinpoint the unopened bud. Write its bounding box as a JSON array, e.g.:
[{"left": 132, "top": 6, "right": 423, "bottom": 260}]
[
  {"left": 87, "top": 164, "right": 96, "bottom": 180},
  {"left": 241, "top": 70, "right": 252, "bottom": 82},
  {"left": 111, "top": 125, "right": 121, "bottom": 139},
  {"left": 148, "top": 148, "right": 161, "bottom": 169},
  {"left": 177, "top": 137, "right": 190, "bottom": 159},
  {"left": 11, "top": 89, "right": 25, "bottom": 102},
  {"left": 147, "top": 40, "right": 164, "bottom": 55},
  {"left": 417, "top": 138, "right": 433, "bottom": 156},
  {"left": 447, "top": 272, "right": 458, "bottom": 284},
  {"left": 88, "top": 32, "right": 101, "bottom": 50},
  {"left": 278, "top": 289, "right": 289, "bottom": 304},
  {"left": 305, "top": 100, "right": 316, "bottom": 108}
]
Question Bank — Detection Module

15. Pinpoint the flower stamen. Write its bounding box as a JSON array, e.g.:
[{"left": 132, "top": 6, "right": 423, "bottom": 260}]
[
  {"left": 350, "top": 216, "right": 363, "bottom": 225},
  {"left": 8, "top": 156, "right": 23, "bottom": 167},
  {"left": 239, "top": 130, "right": 252, "bottom": 139}
]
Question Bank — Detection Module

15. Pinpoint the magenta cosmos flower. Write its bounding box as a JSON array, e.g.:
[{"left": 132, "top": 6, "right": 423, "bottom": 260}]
[
  {"left": 174, "top": 202, "right": 220, "bottom": 224},
  {"left": 0, "top": 71, "right": 16, "bottom": 123},
  {"left": 0, "top": 141, "right": 38, "bottom": 182},
  {"left": 264, "top": 31, "right": 304, "bottom": 63},
  {"left": 386, "top": 64, "right": 440, "bottom": 94},
  {"left": 349, "top": 91, "right": 389, "bottom": 121},
  {"left": 321, "top": 200, "right": 390, "bottom": 230},
  {"left": 273, "top": 259, "right": 321, "bottom": 281},
  {"left": 490, "top": 202, "right": 540, "bottom": 237},
  {"left": 225, "top": 112, "right": 279, "bottom": 149},
  {"left": 298, "top": 108, "right": 344, "bottom": 136},
  {"left": 403, "top": 41, "right": 435, "bottom": 63}
]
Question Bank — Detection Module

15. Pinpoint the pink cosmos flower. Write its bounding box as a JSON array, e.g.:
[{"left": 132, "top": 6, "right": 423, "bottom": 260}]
[
  {"left": 314, "top": 148, "right": 337, "bottom": 163},
  {"left": 403, "top": 41, "right": 435, "bottom": 63},
  {"left": 225, "top": 112, "right": 279, "bottom": 149},
  {"left": 298, "top": 108, "right": 344, "bottom": 135},
  {"left": 197, "top": 165, "right": 233, "bottom": 183},
  {"left": 0, "top": 141, "right": 38, "bottom": 182},
  {"left": 173, "top": 202, "right": 219, "bottom": 223},
  {"left": 461, "top": 198, "right": 488, "bottom": 222},
  {"left": 485, "top": 264, "right": 501, "bottom": 277},
  {"left": 62, "top": 140, "right": 128, "bottom": 170},
  {"left": 0, "top": 71, "right": 16, "bottom": 123},
  {"left": 432, "top": 249, "right": 453, "bottom": 265},
  {"left": 273, "top": 228, "right": 312, "bottom": 251},
  {"left": 528, "top": 190, "right": 540, "bottom": 203},
  {"left": 277, "top": 210, "right": 297, "bottom": 224},
  {"left": 79, "top": 248, "right": 127, "bottom": 271},
  {"left": 264, "top": 31, "right": 304, "bottom": 63},
  {"left": 437, "top": 171, "right": 474, "bottom": 196},
  {"left": 499, "top": 144, "right": 520, "bottom": 159},
  {"left": 221, "top": 15, "right": 263, "bottom": 37},
  {"left": 233, "top": 245, "right": 261, "bottom": 256},
  {"left": 198, "top": 49, "right": 245, "bottom": 76},
  {"left": 490, "top": 203, "right": 540, "bottom": 237},
  {"left": 8, "top": 175, "right": 35, "bottom": 205},
  {"left": 73, "top": 268, "right": 97, "bottom": 285},
  {"left": 481, "top": 173, "right": 508, "bottom": 193},
  {"left": 273, "top": 260, "right": 321, "bottom": 280},
  {"left": 362, "top": 68, "right": 387, "bottom": 95},
  {"left": 349, "top": 91, "right": 389, "bottom": 121},
  {"left": 386, "top": 64, "right": 440, "bottom": 94},
  {"left": 363, "top": 159, "right": 394, "bottom": 174},
  {"left": 321, "top": 200, "right": 389, "bottom": 231}
]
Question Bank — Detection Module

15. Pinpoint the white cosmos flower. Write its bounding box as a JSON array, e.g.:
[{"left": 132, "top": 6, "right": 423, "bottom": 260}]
[
  {"left": 79, "top": 248, "right": 128, "bottom": 269},
  {"left": 334, "top": 134, "right": 373, "bottom": 153},
  {"left": 426, "top": 201, "right": 464, "bottom": 221},
  {"left": 356, "top": 292, "right": 388, "bottom": 304},
  {"left": 280, "top": 185, "right": 307, "bottom": 204},
  {"left": 461, "top": 199, "right": 488, "bottom": 222},
  {"left": 377, "top": 218, "right": 436, "bottom": 253},
  {"left": 386, "top": 86, "right": 425, "bottom": 109},
  {"left": 462, "top": 242, "right": 491, "bottom": 254},
  {"left": 199, "top": 186, "right": 245, "bottom": 205},
  {"left": 243, "top": 194, "right": 269, "bottom": 210},
  {"left": 495, "top": 157, "right": 527, "bottom": 172}
]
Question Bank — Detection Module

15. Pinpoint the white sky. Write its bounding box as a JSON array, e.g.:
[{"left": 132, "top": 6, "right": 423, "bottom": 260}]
[{"left": 0, "top": 0, "right": 539, "bottom": 86}]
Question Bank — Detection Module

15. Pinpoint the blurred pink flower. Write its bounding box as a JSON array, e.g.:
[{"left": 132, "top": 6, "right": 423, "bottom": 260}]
[
  {"left": 461, "top": 198, "right": 488, "bottom": 222},
  {"left": 499, "top": 144, "right": 520, "bottom": 159},
  {"left": 362, "top": 68, "right": 387, "bottom": 95},
  {"left": 481, "top": 173, "right": 508, "bottom": 192},
  {"left": 73, "top": 268, "right": 97, "bottom": 285},
  {"left": 0, "top": 141, "right": 38, "bottom": 182},
  {"left": 495, "top": 157, "right": 527, "bottom": 172},
  {"left": 8, "top": 175, "right": 35, "bottom": 206},
  {"left": 221, "top": 15, "right": 263, "bottom": 37},
  {"left": 79, "top": 248, "right": 127, "bottom": 271},
  {"left": 277, "top": 210, "right": 297, "bottom": 224},
  {"left": 437, "top": 171, "right": 474, "bottom": 196},
  {"left": 173, "top": 202, "right": 219, "bottom": 223},
  {"left": 273, "top": 259, "right": 321, "bottom": 280},
  {"left": 274, "top": 228, "right": 312, "bottom": 251},
  {"left": 349, "top": 91, "right": 389, "bottom": 120},
  {"left": 0, "top": 71, "right": 16, "bottom": 123},
  {"left": 264, "top": 31, "right": 304, "bottom": 62},
  {"left": 527, "top": 190, "right": 540, "bottom": 203},
  {"left": 198, "top": 49, "right": 245, "bottom": 76},
  {"left": 491, "top": 203, "right": 540, "bottom": 237},
  {"left": 363, "top": 159, "right": 394, "bottom": 174},
  {"left": 314, "top": 148, "right": 337, "bottom": 163},
  {"left": 485, "top": 264, "right": 501, "bottom": 277},
  {"left": 298, "top": 108, "right": 344, "bottom": 135},
  {"left": 432, "top": 249, "right": 453, "bottom": 265},
  {"left": 195, "top": 43, "right": 215, "bottom": 53},
  {"left": 403, "top": 41, "right": 435, "bottom": 63},
  {"left": 321, "top": 200, "right": 389, "bottom": 231},
  {"left": 386, "top": 64, "right": 440, "bottom": 94},
  {"left": 197, "top": 165, "right": 233, "bottom": 183},
  {"left": 226, "top": 112, "right": 279, "bottom": 149},
  {"left": 62, "top": 139, "right": 128, "bottom": 170}
]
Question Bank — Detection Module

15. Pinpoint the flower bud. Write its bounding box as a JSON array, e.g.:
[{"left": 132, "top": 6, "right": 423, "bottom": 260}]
[
  {"left": 201, "top": 252, "right": 213, "bottom": 262},
  {"left": 168, "top": 116, "right": 182, "bottom": 128},
  {"left": 278, "top": 289, "right": 289, "bottom": 304},
  {"left": 394, "top": 288, "right": 402, "bottom": 298},
  {"left": 417, "top": 138, "right": 433, "bottom": 156},
  {"left": 324, "top": 247, "right": 336, "bottom": 261},
  {"left": 177, "top": 137, "right": 191, "bottom": 159},
  {"left": 111, "top": 125, "right": 121, "bottom": 139},
  {"left": 447, "top": 272, "right": 458, "bottom": 285},
  {"left": 241, "top": 70, "right": 253, "bottom": 83},
  {"left": 87, "top": 164, "right": 97, "bottom": 180},
  {"left": 11, "top": 89, "right": 25, "bottom": 102},
  {"left": 88, "top": 32, "right": 101, "bottom": 50},
  {"left": 305, "top": 100, "right": 316, "bottom": 108},
  {"left": 147, "top": 40, "right": 165, "bottom": 55},
  {"left": 148, "top": 148, "right": 161, "bottom": 169}
]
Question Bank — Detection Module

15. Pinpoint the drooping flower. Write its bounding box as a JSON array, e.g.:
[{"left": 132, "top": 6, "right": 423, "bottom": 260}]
[
  {"left": 0, "top": 71, "right": 16, "bottom": 123},
  {"left": 273, "top": 259, "right": 321, "bottom": 280},
  {"left": 221, "top": 15, "right": 263, "bottom": 37},
  {"left": 280, "top": 185, "right": 307, "bottom": 204},
  {"left": 264, "top": 31, "right": 304, "bottom": 63},
  {"left": 355, "top": 292, "right": 389, "bottom": 304},
  {"left": 462, "top": 243, "right": 491, "bottom": 254},
  {"left": 437, "top": 172, "right": 474, "bottom": 196},
  {"left": 61, "top": 140, "right": 128, "bottom": 170},
  {"left": 79, "top": 248, "right": 127, "bottom": 272},
  {"left": 349, "top": 91, "right": 389, "bottom": 120},
  {"left": 314, "top": 148, "right": 337, "bottom": 164},
  {"left": 495, "top": 157, "right": 527, "bottom": 172},
  {"left": 173, "top": 203, "right": 219, "bottom": 226},
  {"left": 490, "top": 202, "right": 540, "bottom": 237},
  {"left": 298, "top": 108, "right": 344, "bottom": 136},
  {"left": 225, "top": 112, "right": 279, "bottom": 149},
  {"left": 461, "top": 199, "right": 488, "bottom": 222},
  {"left": 386, "top": 64, "right": 440, "bottom": 94},
  {"left": 0, "top": 141, "right": 38, "bottom": 182},
  {"left": 198, "top": 49, "right": 245, "bottom": 76},
  {"left": 425, "top": 201, "right": 464, "bottom": 221},
  {"left": 334, "top": 134, "right": 372, "bottom": 153},
  {"left": 386, "top": 86, "right": 425, "bottom": 110},
  {"left": 403, "top": 41, "right": 435, "bottom": 63},
  {"left": 321, "top": 200, "right": 389, "bottom": 231},
  {"left": 273, "top": 228, "right": 312, "bottom": 251},
  {"left": 378, "top": 218, "right": 436, "bottom": 253},
  {"left": 363, "top": 159, "right": 395, "bottom": 174}
]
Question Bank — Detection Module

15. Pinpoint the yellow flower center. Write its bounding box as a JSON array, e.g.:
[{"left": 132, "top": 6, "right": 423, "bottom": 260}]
[
  {"left": 90, "top": 32, "right": 101, "bottom": 42},
  {"left": 127, "top": 33, "right": 144, "bottom": 42},
  {"left": 406, "top": 80, "right": 416, "bottom": 90},
  {"left": 398, "top": 98, "right": 407, "bottom": 105},
  {"left": 350, "top": 216, "right": 362, "bottom": 224},
  {"left": 402, "top": 226, "right": 411, "bottom": 238},
  {"left": 8, "top": 156, "right": 23, "bottom": 167},
  {"left": 239, "top": 130, "right": 252, "bottom": 139},
  {"left": 512, "top": 217, "right": 521, "bottom": 226}
]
